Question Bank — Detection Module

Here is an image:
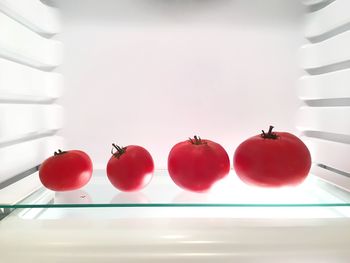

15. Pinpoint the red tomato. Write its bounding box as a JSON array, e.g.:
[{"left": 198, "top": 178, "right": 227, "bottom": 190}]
[
  {"left": 233, "top": 126, "right": 311, "bottom": 187},
  {"left": 106, "top": 144, "right": 154, "bottom": 192},
  {"left": 39, "top": 150, "right": 93, "bottom": 191},
  {"left": 168, "top": 136, "right": 230, "bottom": 192}
]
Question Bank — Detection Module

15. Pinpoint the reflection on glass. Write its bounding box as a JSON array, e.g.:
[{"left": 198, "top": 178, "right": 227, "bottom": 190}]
[
  {"left": 55, "top": 189, "right": 92, "bottom": 204},
  {"left": 2, "top": 171, "right": 350, "bottom": 208},
  {"left": 173, "top": 190, "right": 209, "bottom": 204},
  {"left": 111, "top": 192, "right": 149, "bottom": 204}
]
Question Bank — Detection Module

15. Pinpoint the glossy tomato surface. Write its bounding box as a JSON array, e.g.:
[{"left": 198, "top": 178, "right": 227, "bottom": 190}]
[
  {"left": 233, "top": 126, "right": 311, "bottom": 187},
  {"left": 39, "top": 150, "right": 93, "bottom": 191},
  {"left": 106, "top": 145, "right": 154, "bottom": 192},
  {"left": 168, "top": 136, "right": 230, "bottom": 192}
]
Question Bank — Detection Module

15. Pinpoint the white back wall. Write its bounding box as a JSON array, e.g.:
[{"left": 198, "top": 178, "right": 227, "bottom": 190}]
[{"left": 54, "top": 0, "right": 304, "bottom": 169}]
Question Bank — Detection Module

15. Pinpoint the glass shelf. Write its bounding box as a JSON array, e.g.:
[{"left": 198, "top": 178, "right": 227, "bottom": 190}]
[{"left": 1, "top": 170, "right": 350, "bottom": 209}]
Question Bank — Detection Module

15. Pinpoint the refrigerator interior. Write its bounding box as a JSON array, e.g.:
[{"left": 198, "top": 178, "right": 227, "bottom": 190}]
[
  {"left": 55, "top": 0, "right": 304, "bottom": 169},
  {"left": 2, "top": 1, "right": 350, "bottom": 262},
  {"left": 1, "top": 0, "right": 350, "bottom": 219}
]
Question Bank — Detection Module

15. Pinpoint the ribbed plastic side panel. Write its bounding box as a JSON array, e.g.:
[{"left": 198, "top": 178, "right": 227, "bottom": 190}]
[
  {"left": 0, "top": 12, "right": 62, "bottom": 68},
  {"left": 304, "top": 0, "right": 350, "bottom": 42},
  {"left": 0, "top": 0, "right": 61, "bottom": 35},
  {"left": 303, "top": 137, "right": 350, "bottom": 174},
  {"left": 0, "top": 1, "right": 63, "bottom": 193},
  {"left": 0, "top": 58, "right": 63, "bottom": 102},
  {"left": 0, "top": 104, "right": 63, "bottom": 144},
  {"left": 299, "top": 0, "right": 350, "bottom": 190},
  {"left": 300, "top": 31, "right": 350, "bottom": 72},
  {"left": 298, "top": 69, "right": 350, "bottom": 100},
  {"left": 297, "top": 107, "right": 350, "bottom": 135}
]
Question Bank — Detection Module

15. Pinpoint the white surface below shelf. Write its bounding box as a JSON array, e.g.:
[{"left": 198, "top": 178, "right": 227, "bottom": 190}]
[
  {"left": 3, "top": 175, "right": 350, "bottom": 261},
  {"left": 1, "top": 217, "right": 350, "bottom": 262}
]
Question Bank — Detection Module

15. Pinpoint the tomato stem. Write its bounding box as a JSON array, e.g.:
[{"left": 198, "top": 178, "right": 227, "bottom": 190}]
[
  {"left": 54, "top": 149, "right": 67, "bottom": 156},
  {"left": 189, "top": 135, "right": 207, "bottom": 145},
  {"left": 261, "top": 125, "right": 279, "bottom": 139},
  {"left": 111, "top": 143, "right": 127, "bottom": 159}
]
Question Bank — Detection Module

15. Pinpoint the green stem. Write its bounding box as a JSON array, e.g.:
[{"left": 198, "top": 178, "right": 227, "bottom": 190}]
[
  {"left": 111, "top": 143, "right": 127, "bottom": 158},
  {"left": 54, "top": 149, "right": 67, "bottom": 156},
  {"left": 261, "top": 125, "right": 279, "bottom": 139},
  {"left": 189, "top": 135, "right": 206, "bottom": 145}
]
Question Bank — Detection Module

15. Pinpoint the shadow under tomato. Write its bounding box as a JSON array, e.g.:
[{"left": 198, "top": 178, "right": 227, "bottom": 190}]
[
  {"left": 110, "top": 192, "right": 150, "bottom": 204},
  {"left": 172, "top": 190, "right": 209, "bottom": 204}
]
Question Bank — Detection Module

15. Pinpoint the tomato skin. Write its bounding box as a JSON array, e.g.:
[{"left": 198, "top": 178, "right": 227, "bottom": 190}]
[
  {"left": 106, "top": 145, "right": 154, "bottom": 192},
  {"left": 233, "top": 132, "right": 311, "bottom": 187},
  {"left": 39, "top": 150, "right": 93, "bottom": 191},
  {"left": 168, "top": 139, "right": 230, "bottom": 192}
]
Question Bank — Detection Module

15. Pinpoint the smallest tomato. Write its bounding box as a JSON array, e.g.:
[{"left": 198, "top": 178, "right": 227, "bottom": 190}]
[
  {"left": 39, "top": 149, "right": 93, "bottom": 191},
  {"left": 106, "top": 144, "right": 154, "bottom": 192}
]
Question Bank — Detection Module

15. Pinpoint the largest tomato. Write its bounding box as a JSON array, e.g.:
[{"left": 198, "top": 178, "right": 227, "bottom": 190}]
[
  {"left": 168, "top": 136, "right": 230, "bottom": 192},
  {"left": 233, "top": 126, "right": 311, "bottom": 187},
  {"left": 39, "top": 150, "right": 93, "bottom": 191}
]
